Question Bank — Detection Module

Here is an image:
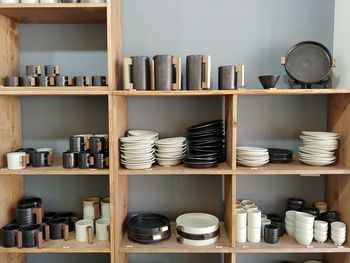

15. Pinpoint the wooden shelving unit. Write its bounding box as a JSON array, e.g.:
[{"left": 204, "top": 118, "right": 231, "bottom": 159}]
[{"left": 0, "top": 1, "right": 350, "bottom": 263}]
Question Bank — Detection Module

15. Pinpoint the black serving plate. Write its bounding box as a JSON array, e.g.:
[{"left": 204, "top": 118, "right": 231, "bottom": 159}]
[
  {"left": 187, "top": 120, "right": 223, "bottom": 132},
  {"left": 183, "top": 160, "right": 218, "bottom": 168},
  {"left": 128, "top": 230, "right": 170, "bottom": 244},
  {"left": 127, "top": 214, "right": 170, "bottom": 235}
]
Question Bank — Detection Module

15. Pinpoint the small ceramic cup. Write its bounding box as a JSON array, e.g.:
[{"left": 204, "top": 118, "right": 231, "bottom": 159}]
[
  {"left": 101, "top": 197, "right": 110, "bottom": 219},
  {"left": 247, "top": 227, "right": 261, "bottom": 243},
  {"left": 261, "top": 218, "right": 271, "bottom": 237},
  {"left": 7, "top": 152, "right": 26, "bottom": 170},
  {"left": 75, "top": 219, "right": 94, "bottom": 243},
  {"left": 247, "top": 209, "right": 261, "bottom": 228},
  {"left": 83, "top": 197, "right": 100, "bottom": 220},
  {"left": 236, "top": 209, "right": 247, "bottom": 228},
  {"left": 236, "top": 227, "right": 247, "bottom": 243},
  {"left": 96, "top": 218, "right": 110, "bottom": 241}
]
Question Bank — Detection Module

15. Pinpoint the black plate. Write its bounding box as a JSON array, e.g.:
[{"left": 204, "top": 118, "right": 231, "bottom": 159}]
[
  {"left": 285, "top": 41, "right": 332, "bottom": 84},
  {"left": 184, "top": 160, "right": 218, "bottom": 168},
  {"left": 187, "top": 120, "right": 223, "bottom": 132},
  {"left": 127, "top": 214, "right": 170, "bottom": 235},
  {"left": 128, "top": 230, "right": 170, "bottom": 244},
  {"left": 187, "top": 127, "right": 224, "bottom": 137},
  {"left": 184, "top": 156, "right": 218, "bottom": 163}
]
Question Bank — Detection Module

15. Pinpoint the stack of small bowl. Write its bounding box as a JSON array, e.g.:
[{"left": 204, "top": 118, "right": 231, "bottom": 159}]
[
  {"left": 285, "top": 210, "right": 296, "bottom": 238},
  {"left": 320, "top": 211, "right": 339, "bottom": 237},
  {"left": 287, "top": 198, "right": 305, "bottom": 211},
  {"left": 155, "top": 137, "right": 187, "bottom": 167},
  {"left": 294, "top": 212, "right": 315, "bottom": 246},
  {"left": 176, "top": 213, "right": 220, "bottom": 246},
  {"left": 236, "top": 147, "right": 269, "bottom": 167},
  {"left": 331, "top": 221, "right": 346, "bottom": 246},
  {"left": 120, "top": 130, "right": 159, "bottom": 169},
  {"left": 313, "top": 220, "right": 328, "bottom": 243},
  {"left": 299, "top": 131, "right": 339, "bottom": 166}
]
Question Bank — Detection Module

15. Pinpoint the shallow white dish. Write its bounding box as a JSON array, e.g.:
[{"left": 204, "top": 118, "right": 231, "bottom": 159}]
[
  {"left": 237, "top": 147, "right": 268, "bottom": 152},
  {"left": 237, "top": 160, "right": 269, "bottom": 167},
  {"left": 124, "top": 163, "right": 153, "bottom": 170},
  {"left": 157, "top": 159, "right": 182, "bottom": 167},
  {"left": 120, "top": 135, "right": 155, "bottom": 143},
  {"left": 177, "top": 235, "right": 219, "bottom": 246},
  {"left": 128, "top": 130, "right": 159, "bottom": 137},
  {"left": 296, "top": 212, "right": 315, "bottom": 224},
  {"left": 156, "top": 137, "right": 186, "bottom": 145},
  {"left": 301, "top": 131, "right": 339, "bottom": 138},
  {"left": 300, "top": 159, "right": 335, "bottom": 166},
  {"left": 299, "top": 146, "right": 335, "bottom": 155},
  {"left": 176, "top": 213, "right": 219, "bottom": 235},
  {"left": 295, "top": 233, "right": 313, "bottom": 246}
]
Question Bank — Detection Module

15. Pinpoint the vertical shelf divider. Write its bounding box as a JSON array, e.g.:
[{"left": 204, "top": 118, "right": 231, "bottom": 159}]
[
  {"left": 326, "top": 93, "right": 350, "bottom": 263},
  {"left": 0, "top": 14, "right": 24, "bottom": 263},
  {"left": 224, "top": 95, "right": 237, "bottom": 263}
]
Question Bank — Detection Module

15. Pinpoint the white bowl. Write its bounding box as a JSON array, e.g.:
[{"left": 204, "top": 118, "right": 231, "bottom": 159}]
[
  {"left": 128, "top": 130, "right": 159, "bottom": 137},
  {"left": 331, "top": 235, "right": 346, "bottom": 246},
  {"left": 285, "top": 218, "right": 295, "bottom": 227},
  {"left": 295, "top": 228, "right": 313, "bottom": 236},
  {"left": 295, "top": 220, "right": 314, "bottom": 230},
  {"left": 314, "top": 220, "right": 328, "bottom": 231},
  {"left": 241, "top": 200, "right": 255, "bottom": 206},
  {"left": 285, "top": 210, "right": 297, "bottom": 221},
  {"left": 314, "top": 233, "right": 328, "bottom": 243},
  {"left": 285, "top": 225, "right": 295, "bottom": 237},
  {"left": 124, "top": 163, "right": 153, "bottom": 170},
  {"left": 156, "top": 137, "right": 186, "bottom": 145},
  {"left": 296, "top": 212, "right": 315, "bottom": 224},
  {"left": 295, "top": 233, "right": 313, "bottom": 246},
  {"left": 156, "top": 159, "right": 182, "bottom": 167},
  {"left": 331, "top": 221, "right": 346, "bottom": 231},
  {"left": 314, "top": 229, "right": 328, "bottom": 236},
  {"left": 331, "top": 231, "right": 346, "bottom": 238}
]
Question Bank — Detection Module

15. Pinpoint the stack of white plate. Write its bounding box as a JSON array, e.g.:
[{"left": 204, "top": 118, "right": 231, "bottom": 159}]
[
  {"left": 236, "top": 147, "right": 269, "bottom": 167},
  {"left": 299, "top": 131, "right": 339, "bottom": 166},
  {"left": 120, "top": 130, "right": 159, "bottom": 169},
  {"left": 155, "top": 137, "right": 187, "bottom": 167}
]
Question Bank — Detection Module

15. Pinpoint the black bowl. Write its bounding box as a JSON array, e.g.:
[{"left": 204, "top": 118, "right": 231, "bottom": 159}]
[
  {"left": 258, "top": 75, "right": 280, "bottom": 89},
  {"left": 288, "top": 198, "right": 305, "bottom": 206}
]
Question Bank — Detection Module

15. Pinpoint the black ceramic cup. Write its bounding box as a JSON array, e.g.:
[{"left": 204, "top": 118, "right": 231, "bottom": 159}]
[
  {"left": 16, "top": 203, "right": 42, "bottom": 226},
  {"left": 69, "top": 136, "right": 85, "bottom": 152},
  {"left": 128, "top": 56, "right": 151, "bottom": 90},
  {"left": 74, "top": 76, "right": 91, "bottom": 86},
  {"left": 264, "top": 224, "right": 279, "bottom": 244},
  {"left": 62, "top": 151, "right": 78, "bottom": 169},
  {"left": 186, "top": 55, "right": 210, "bottom": 90},
  {"left": 26, "top": 65, "right": 42, "bottom": 76},
  {"left": 92, "top": 76, "right": 107, "bottom": 86},
  {"left": 21, "top": 224, "right": 44, "bottom": 248},
  {"left": 32, "top": 151, "right": 52, "bottom": 167},
  {"left": 93, "top": 152, "right": 108, "bottom": 169},
  {"left": 153, "top": 54, "right": 174, "bottom": 90},
  {"left": 15, "top": 148, "right": 35, "bottom": 166},
  {"left": 78, "top": 151, "right": 91, "bottom": 169},
  {"left": 57, "top": 212, "right": 78, "bottom": 232},
  {"left": 89, "top": 136, "right": 106, "bottom": 154},
  {"left": 48, "top": 217, "right": 69, "bottom": 240},
  {"left": 44, "top": 65, "right": 60, "bottom": 76},
  {"left": 218, "top": 65, "right": 243, "bottom": 90},
  {"left": 20, "top": 197, "right": 42, "bottom": 208},
  {"left": 19, "top": 76, "right": 36, "bottom": 87},
  {"left": 4, "top": 76, "right": 19, "bottom": 87},
  {"left": 44, "top": 212, "right": 58, "bottom": 221},
  {"left": 270, "top": 218, "right": 284, "bottom": 237},
  {"left": 1, "top": 224, "right": 23, "bottom": 248},
  {"left": 302, "top": 207, "right": 319, "bottom": 217}
]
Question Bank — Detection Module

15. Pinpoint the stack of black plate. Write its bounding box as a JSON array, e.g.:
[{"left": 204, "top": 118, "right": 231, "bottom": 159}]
[
  {"left": 268, "top": 148, "right": 293, "bottom": 163},
  {"left": 185, "top": 120, "right": 225, "bottom": 168},
  {"left": 127, "top": 214, "right": 171, "bottom": 244}
]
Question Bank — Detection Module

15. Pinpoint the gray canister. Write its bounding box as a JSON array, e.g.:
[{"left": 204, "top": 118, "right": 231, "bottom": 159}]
[
  {"left": 153, "top": 55, "right": 174, "bottom": 90},
  {"left": 186, "top": 55, "right": 211, "bottom": 90},
  {"left": 218, "top": 65, "right": 245, "bottom": 90}
]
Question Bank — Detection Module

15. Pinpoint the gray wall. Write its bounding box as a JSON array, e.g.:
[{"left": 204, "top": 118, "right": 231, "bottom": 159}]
[{"left": 19, "top": 0, "right": 334, "bottom": 262}]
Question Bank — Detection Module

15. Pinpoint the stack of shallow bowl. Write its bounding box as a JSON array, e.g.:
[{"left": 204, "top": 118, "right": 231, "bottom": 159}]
[
  {"left": 236, "top": 147, "right": 269, "bottom": 167},
  {"left": 176, "top": 213, "right": 220, "bottom": 246},
  {"left": 120, "top": 130, "right": 159, "bottom": 169},
  {"left": 155, "top": 137, "right": 187, "bottom": 167},
  {"left": 285, "top": 210, "right": 296, "bottom": 237},
  {"left": 313, "top": 220, "right": 328, "bottom": 243},
  {"left": 127, "top": 213, "right": 170, "bottom": 244},
  {"left": 299, "top": 131, "right": 339, "bottom": 166},
  {"left": 295, "top": 212, "right": 315, "bottom": 246},
  {"left": 331, "top": 221, "right": 346, "bottom": 246}
]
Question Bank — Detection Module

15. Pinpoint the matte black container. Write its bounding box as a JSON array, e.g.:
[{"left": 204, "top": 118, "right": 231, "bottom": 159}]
[
  {"left": 270, "top": 218, "right": 284, "bottom": 237},
  {"left": 70, "top": 136, "right": 85, "bottom": 152},
  {"left": 78, "top": 151, "right": 91, "bottom": 169},
  {"left": 89, "top": 136, "right": 106, "bottom": 154},
  {"left": 4, "top": 76, "right": 19, "bottom": 87},
  {"left": 20, "top": 197, "right": 42, "bottom": 208},
  {"left": 74, "top": 76, "right": 91, "bottom": 86},
  {"left": 36, "top": 76, "right": 51, "bottom": 87},
  {"left": 93, "top": 153, "right": 108, "bottom": 169},
  {"left": 264, "top": 224, "right": 279, "bottom": 244},
  {"left": 16, "top": 203, "right": 36, "bottom": 226},
  {"left": 21, "top": 224, "right": 44, "bottom": 248},
  {"left": 153, "top": 55, "right": 174, "bottom": 90},
  {"left": 49, "top": 217, "right": 69, "bottom": 240},
  {"left": 1, "top": 224, "right": 22, "bottom": 248},
  {"left": 128, "top": 56, "right": 151, "bottom": 90},
  {"left": 62, "top": 151, "right": 78, "bottom": 169},
  {"left": 32, "top": 151, "right": 52, "bottom": 167},
  {"left": 218, "top": 66, "right": 237, "bottom": 90},
  {"left": 44, "top": 212, "right": 58, "bottom": 221}
]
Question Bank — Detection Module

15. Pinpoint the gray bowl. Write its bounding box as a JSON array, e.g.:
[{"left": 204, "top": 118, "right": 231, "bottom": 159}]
[{"left": 258, "top": 75, "right": 280, "bottom": 89}]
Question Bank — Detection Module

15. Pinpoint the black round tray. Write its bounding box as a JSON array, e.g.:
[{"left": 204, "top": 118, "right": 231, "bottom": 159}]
[
  {"left": 128, "top": 229, "right": 170, "bottom": 244},
  {"left": 127, "top": 214, "right": 170, "bottom": 235},
  {"left": 176, "top": 228, "right": 220, "bottom": 241}
]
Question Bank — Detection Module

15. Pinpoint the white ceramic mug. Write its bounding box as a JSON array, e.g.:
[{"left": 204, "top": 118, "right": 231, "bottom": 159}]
[
  {"left": 101, "top": 197, "right": 110, "bottom": 219},
  {"left": 248, "top": 227, "right": 261, "bottom": 243},
  {"left": 247, "top": 209, "right": 261, "bottom": 228},
  {"left": 0, "top": 0, "right": 19, "bottom": 3},
  {"left": 83, "top": 197, "right": 100, "bottom": 220},
  {"left": 7, "top": 152, "right": 26, "bottom": 170},
  {"left": 236, "top": 227, "right": 247, "bottom": 243},
  {"left": 96, "top": 218, "right": 110, "bottom": 241},
  {"left": 236, "top": 209, "right": 247, "bottom": 228},
  {"left": 75, "top": 219, "right": 94, "bottom": 243},
  {"left": 21, "top": 0, "right": 39, "bottom": 3}
]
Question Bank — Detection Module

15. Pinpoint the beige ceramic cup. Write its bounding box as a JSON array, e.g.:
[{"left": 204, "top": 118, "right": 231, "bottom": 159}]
[
  {"left": 96, "top": 218, "right": 110, "bottom": 241},
  {"left": 101, "top": 197, "right": 110, "bottom": 219},
  {"left": 75, "top": 219, "right": 94, "bottom": 243},
  {"left": 83, "top": 197, "right": 100, "bottom": 220}
]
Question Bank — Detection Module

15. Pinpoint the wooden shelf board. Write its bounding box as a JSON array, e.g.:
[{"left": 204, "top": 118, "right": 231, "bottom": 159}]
[
  {"left": 0, "top": 3, "right": 106, "bottom": 23},
  {"left": 236, "top": 234, "right": 350, "bottom": 253},
  {"left": 236, "top": 159, "right": 350, "bottom": 175},
  {"left": 113, "top": 89, "right": 350, "bottom": 97},
  {"left": 0, "top": 162, "right": 109, "bottom": 175},
  {"left": 0, "top": 232, "right": 110, "bottom": 253},
  {"left": 0, "top": 86, "right": 109, "bottom": 96},
  {"left": 119, "top": 223, "right": 232, "bottom": 253},
  {"left": 118, "top": 162, "right": 232, "bottom": 175}
]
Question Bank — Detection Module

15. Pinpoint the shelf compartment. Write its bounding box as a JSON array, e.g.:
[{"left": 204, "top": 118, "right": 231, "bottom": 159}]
[
  {"left": 0, "top": 87, "right": 109, "bottom": 96},
  {"left": 0, "top": 232, "right": 110, "bottom": 253},
  {"left": 113, "top": 89, "right": 350, "bottom": 97},
  {"left": 236, "top": 234, "right": 350, "bottom": 253},
  {"left": 0, "top": 162, "right": 109, "bottom": 175},
  {"left": 118, "top": 162, "right": 232, "bottom": 175},
  {"left": 0, "top": 3, "right": 106, "bottom": 24},
  {"left": 236, "top": 159, "right": 350, "bottom": 175},
  {"left": 120, "top": 223, "right": 232, "bottom": 253}
]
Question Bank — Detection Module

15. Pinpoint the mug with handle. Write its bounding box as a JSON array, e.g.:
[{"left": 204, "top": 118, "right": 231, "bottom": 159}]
[
  {"left": 218, "top": 65, "right": 245, "bottom": 90},
  {"left": 152, "top": 54, "right": 181, "bottom": 91},
  {"left": 186, "top": 55, "right": 211, "bottom": 90},
  {"left": 7, "top": 152, "right": 26, "bottom": 170},
  {"left": 123, "top": 56, "right": 151, "bottom": 90},
  {"left": 49, "top": 217, "right": 69, "bottom": 240},
  {"left": 83, "top": 197, "right": 100, "bottom": 220},
  {"left": 1, "top": 224, "right": 23, "bottom": 248},
  {"left": 96, "top": 218, "right": 110, "bottom": 241},
  {"left": 16, "top": 203, "right": 43, "bottom": 226},
  {"left": 21, "top": 224, "right": 44, "bottom": 248},
  {"left": 75, "top": 219, "right": 94, "bottom": 243}
]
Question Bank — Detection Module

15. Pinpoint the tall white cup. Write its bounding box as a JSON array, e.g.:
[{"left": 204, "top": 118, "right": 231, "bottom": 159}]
[
  {"left": 96, "top": 218, "right": 110, "bottom": 241},
  {"left": 75, "top": 219, "right": 94, "bottom": 243},
  {"left": 101, "top": 197, "right": 110, "bottom": 219}
]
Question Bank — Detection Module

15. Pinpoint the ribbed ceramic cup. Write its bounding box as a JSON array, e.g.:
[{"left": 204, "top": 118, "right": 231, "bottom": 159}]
[
  {"left": 153, "top": 55, "right": 174, "bottom": 90},
  {"left": 62, "top": 151, "right": 78, "bottom": 169},
  {"left": 75, "top": 219, "right": 94, "bottom": 243},
  {"left": 1, "top": 224, "right": 22, "bottom": 248},
  {"left": 21, "top": 224, "right": 44, "bottom": 248},
  {"left": 49, "top": 217, "right": 69, "bottom": 240}
]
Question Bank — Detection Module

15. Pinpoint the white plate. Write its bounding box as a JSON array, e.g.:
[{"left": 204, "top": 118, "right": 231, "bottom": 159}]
[
  {"left": 177, "top": 235, "right": 219, "bottom": 246},
  {"left": 155, "top": 153, "right": 185, "bottom": 159},
  {"left": 157, "top": 159, "right": 182, "bottom": 167},
  {"left": 120, "top": 135, "right": 155, "bottom": 143},
  {"left": 237, "top": 156, "right": 269, "bottom": 162},
  {"left": 122, "top": 150, "right": 155, "bottom": 157},
  {"left": 157, "top": 148, "right": 187, "bottom": 155},
  {"left": 300, "top": 159, "right": 335, "bottom": 166},
  {"left": 237, "top": 146, "right": 268, "bottom": 152},
  {"left": 124, "top": 163, "right": 153, "bottom": 169},
  {"left": 121, "top": 158, "right": 155, "bottom": 164},
  {"left": 299, "top": 150, "right": 334, "bottom": 158},
  {"left": 301, "top": 131, "right": 339, "bottom": 138},
  {"left": 299, "top": 146, "right": 334, "bottom": 154},
  {"left": 156, "top": 137, "right": 187, "bottom": 145},
  {"left": 237, "top": 160, "right": 269, "bottom": 167},
  {"left": 121, "top": 154, "right": 155, "bottom": 161},
  {"left": 128, "top": 130, "right": 159, "bottom": 137},
  {"left": 176, "top": 213, "right": 219, "bottom": 235}
]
